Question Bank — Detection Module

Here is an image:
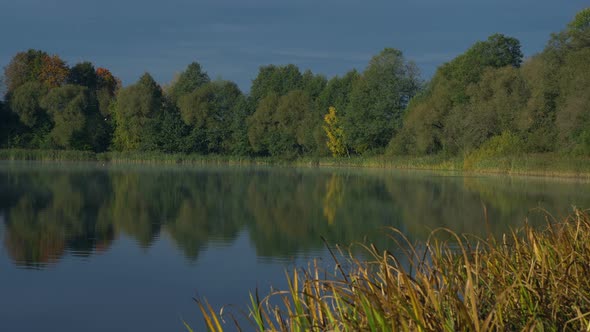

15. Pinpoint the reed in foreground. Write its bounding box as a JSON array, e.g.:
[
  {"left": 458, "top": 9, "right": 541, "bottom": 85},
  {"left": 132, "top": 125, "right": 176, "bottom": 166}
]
[{"left": 193, "top": 209, "right": 590, "bottom": 331}]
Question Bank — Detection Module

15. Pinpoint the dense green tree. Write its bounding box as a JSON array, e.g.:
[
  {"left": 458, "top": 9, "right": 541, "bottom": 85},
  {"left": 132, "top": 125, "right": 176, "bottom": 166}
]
[
  {"left": 570, "top": 8, "right": 590, "bottom": 31},
  {"left": 247, "top": 90, "right": 315, "bottom": 157},
  {"left": 392, "top": 34, "right": 523, "bottom": 155},
  {"left": 249, "top": 64, "right": 303, "bottom": 104},
  {"left": 0, "top": 101, "right": 8, "bottom": 147},
  {"left": 345, "top": 48, "right": 421, "bottom": 154},
  {"left": 443, "top": 67, "right": 530, "bottom": 153},
  {"left": 141, "top": 98, "right": 190, "bottom": 153},
  {"left": 112, "top": 73, "right": 163, "bottom": 151},
  {"left": 301, "top": 70, "right": 327, "bottom": 101},
  {"left": 248, "top": 93, "right": 280, "bottom": 155},
  {"left": 95, "top": 68, "right": 120, "bottom": 119},
  {"left": 317, "top": 70, "right": 360, "bottom": 116},
  {"left": 437, "top": 34, "right": 523, "bottom": 106},
  {"left": 4, "top": 82, "right": 52, "bottom": 148},
  {"left": 1, "top": 9, "right": 588, "bottom": 160},
  {"left": 68, "top": 62, "right": 98, "bottom": 89},
  {"left": 516, "top": 56, "right": 560, "bottom": 152},
  {"left": 168, "top": 62, "right": 210, "bottom": 101},
  {"left": 40, "top": 85, "right": 88, "bottom": 149},
  {"left": 568, "top": 8, "right": 590, "bottom": 49},
  {"left": 9, "top": 81, "right": 48, "bottom": 128},
  {"left": 247, "top": 67, "right": 325, "bottom": 156},
  {"left": 178, "top": 81, "right": 242, "bottom": 154},
  {"left": 519, "top": 14, "right": 590, "bottom": 153},
  {"left": 62, "top": 62, "right": 115, "bottom": 151},
  {"left": 226, "top": 95, "right": 254, "bottom": 156},
  {"left": 517, "top": 9, "right": 590, "bottom": 154},
  {"left": 555, "top": 48, "right": 590, "bottom": 154},
  {"left": 274, "top": 90, "right": 315, "bottom": 156}
]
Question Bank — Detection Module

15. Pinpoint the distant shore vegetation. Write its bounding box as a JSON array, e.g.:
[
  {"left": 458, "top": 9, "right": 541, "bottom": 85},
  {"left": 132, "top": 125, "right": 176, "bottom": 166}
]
[{"left": 1, "top": 9, "right": 589, "bottom": 170}]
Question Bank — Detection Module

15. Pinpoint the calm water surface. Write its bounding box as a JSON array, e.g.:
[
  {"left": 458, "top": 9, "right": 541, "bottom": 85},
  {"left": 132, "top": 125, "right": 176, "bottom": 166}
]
[{"left": 1, "top": 161, "right": 589, "bottom": 331}]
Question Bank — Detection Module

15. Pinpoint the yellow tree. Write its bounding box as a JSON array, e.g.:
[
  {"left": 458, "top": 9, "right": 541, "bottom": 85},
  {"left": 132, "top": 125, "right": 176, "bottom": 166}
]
[{"left": 323, "top": 106, "right": 347, "bottom": 157}]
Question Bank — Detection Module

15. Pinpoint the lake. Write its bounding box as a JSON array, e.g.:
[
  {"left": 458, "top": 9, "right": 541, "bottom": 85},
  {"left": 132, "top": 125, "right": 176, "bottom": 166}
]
[{"left": 1, "top": 161, "right": 589, "bottom": 331}]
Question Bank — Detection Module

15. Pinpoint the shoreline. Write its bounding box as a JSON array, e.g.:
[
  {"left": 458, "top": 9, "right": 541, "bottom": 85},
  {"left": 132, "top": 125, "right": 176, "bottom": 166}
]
[{"left": 1, "top": 149, "right": 590, "bottom": 180}]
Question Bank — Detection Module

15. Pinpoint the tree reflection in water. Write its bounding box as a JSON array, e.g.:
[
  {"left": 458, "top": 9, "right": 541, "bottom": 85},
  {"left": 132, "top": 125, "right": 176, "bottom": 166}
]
[{"left": 1, "top": 164, "right": 589, "bottom": 269}]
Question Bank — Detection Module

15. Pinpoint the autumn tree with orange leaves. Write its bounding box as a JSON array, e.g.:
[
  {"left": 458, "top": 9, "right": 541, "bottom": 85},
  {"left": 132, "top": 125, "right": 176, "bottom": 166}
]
[
  {"left": 96, "top": 67, "right": 120, "bottom": 94},
  {"left": 39, "top": 55, "right": 70, "bottom": 88}
]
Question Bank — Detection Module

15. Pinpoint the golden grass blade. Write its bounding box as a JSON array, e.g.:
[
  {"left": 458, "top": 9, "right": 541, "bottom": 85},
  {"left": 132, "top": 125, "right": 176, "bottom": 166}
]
[{"left": 189, "top": 209, "right": 590, "bottom": 332}]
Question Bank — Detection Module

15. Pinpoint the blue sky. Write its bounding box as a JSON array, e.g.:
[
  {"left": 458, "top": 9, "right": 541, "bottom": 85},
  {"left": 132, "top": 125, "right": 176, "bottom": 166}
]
[{"left": 0, "top": 0, "right": 587, "bottom": 91}]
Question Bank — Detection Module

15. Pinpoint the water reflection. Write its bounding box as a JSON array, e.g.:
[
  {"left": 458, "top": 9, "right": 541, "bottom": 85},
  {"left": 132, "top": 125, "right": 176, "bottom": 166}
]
[{"left": 1, "top": 163, "right": 589, "bottom": 269}]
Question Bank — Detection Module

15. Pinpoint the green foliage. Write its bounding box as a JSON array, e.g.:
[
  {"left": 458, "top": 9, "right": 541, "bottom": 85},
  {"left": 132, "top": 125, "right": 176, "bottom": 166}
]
[
  {"left": 95, "top": 68, "right": 120, "bottom": 118},
  {"left": 516, "top": 56, "right": 559, "bottom": 152},
  {"left": 1, "top": 10, "right": 588, "bottom": 161},
  {"left": 393, "top": 86, "right": 443, "bottom": 155},
  {"left": 68, "top": 62, "right": 98, "bottom": 89},
  {"left": 178, "top": 80, "right": 242, "bottom": 154},
  {"left": 226, "top": 95, "right": 254, "bottom": 156},
  {"left": 568, "top": 7, "right": 590, "bottom": 49},
  {"left": 470, "top": 33, "right": 523, "bottom": 68},
  {"left": 569, "top": 7, "right": 590, "bottom": 31},
  {"left": 317, "top": 70, "right": 360, "bottom": 114},
  {"left": 345, "top": 48, "right": 421, "bottom": 154},
  {"left": 3, "top": 49, "right": 48, "bottom": 94},
  {"left": 445, "top": 67, "right": 530, "bottom": 153},
  {"left": 396, "top": 34, "right": 524, "bottom": 156},
  {"left": 142, "top": 99, "right": 190, "bottom": 153},
  {"left": 250, "top": 64, "right": 303, "bottom": 103},
  {"left": 9, "top": 81, "right": 48, "bottom": 127},
  {"left": 40, "top": 85, "right": 88, "bottom": 149},
  {"left": 301, "top": 69, "right": 327, "bottom": 101},
  {"left": 578, "top": 130, "right": 590, "bottom": 155},
  {"left": 0, "top": 101, "right": 9, "bottom": 147},
  {"left": 62, "top": 63, "right": 115, "bottom": 151},
  {"left": 274, "top": 89, "right": 315, "bottom": 156},
  {"left": 248, "top": 93, "right": 280, "bottom": 155},
  {"left": 168, "top": 62, "right": 210, "bottom": 101},
  {"left": 113, "top": 73, "right": 163, "bottom": 151},
  {"left": 463, "top": 131, "right": 524, "bottom": 170},
  {"left": 555, "top": 48, "right": 590, "bottom": 154},
  {"left": 247, "top": 90, "right": 315, "bottom": 157},
  {"left": 438, "top": 33, "right": 523, "bottom": 105}
]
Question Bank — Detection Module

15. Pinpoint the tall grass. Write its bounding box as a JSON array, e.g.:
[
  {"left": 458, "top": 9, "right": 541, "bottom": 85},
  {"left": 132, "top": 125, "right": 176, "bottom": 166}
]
[
  {"left": 463, "top": 153, "right": 590, "bottom": 178},
  {"left": 0, "top": 149, "right": 268, "bottom": 166},
  {"left": 195, "top": 209, "right": 590, "bottom": 331},
  {"left": 0, "top": 148, "right": 98, "bottom": 161}
]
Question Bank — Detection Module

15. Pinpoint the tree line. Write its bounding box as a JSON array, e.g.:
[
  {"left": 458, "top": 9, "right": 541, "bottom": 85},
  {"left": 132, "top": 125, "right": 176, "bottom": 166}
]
[{"left": 1, "top": 8, "right": 589, "bottom": 158}]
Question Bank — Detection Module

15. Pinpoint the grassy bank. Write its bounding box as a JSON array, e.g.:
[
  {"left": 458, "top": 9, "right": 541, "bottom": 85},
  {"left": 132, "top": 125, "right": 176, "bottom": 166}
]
[
  {"left": 194, "top": 209, "right": 590, "bottom": 331},
  {"left": 0, "top": 149, "right": 267, "bottom": 165},
  {"left": 1, "top": 149, "right": 590, "bottom": 178}
]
